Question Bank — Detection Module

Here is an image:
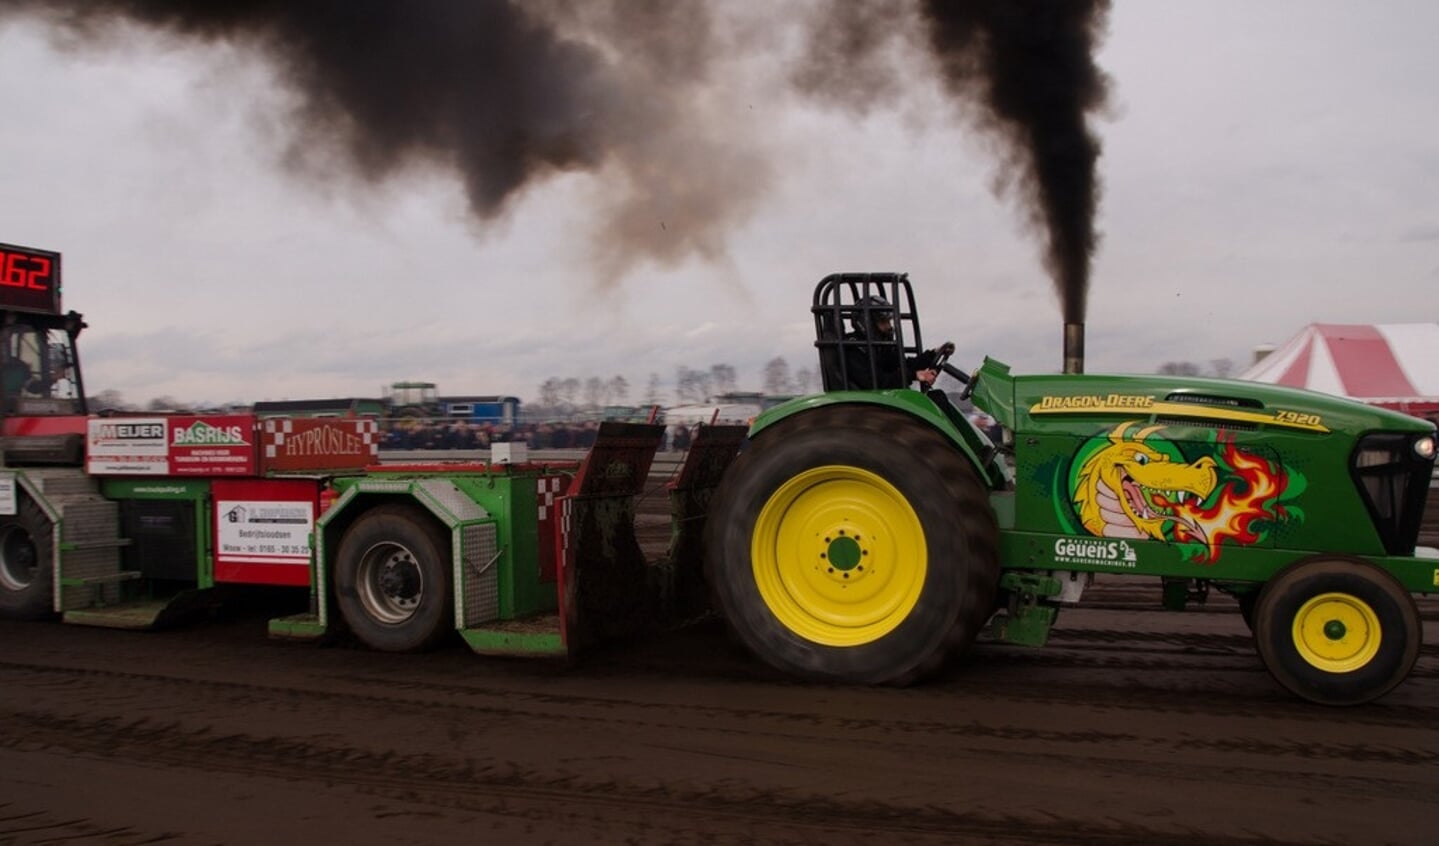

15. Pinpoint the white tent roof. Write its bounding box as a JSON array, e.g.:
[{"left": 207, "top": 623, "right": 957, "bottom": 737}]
[{"left": 1239, "top": 323, "right": 1439, "bottom": 403}]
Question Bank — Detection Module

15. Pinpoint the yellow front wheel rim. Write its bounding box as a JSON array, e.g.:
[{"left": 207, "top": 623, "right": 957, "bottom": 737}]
[
  {"left": 752, "top": 465, "right": 927, "bottom": 647},
  {"left": 1292, "top": 592, "right": 1382, "bottom": 673}
]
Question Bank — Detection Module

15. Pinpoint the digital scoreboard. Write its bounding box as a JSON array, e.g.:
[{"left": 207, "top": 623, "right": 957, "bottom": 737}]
[{"left": 0, "top": 242, "right": 62, "bottom": 315}]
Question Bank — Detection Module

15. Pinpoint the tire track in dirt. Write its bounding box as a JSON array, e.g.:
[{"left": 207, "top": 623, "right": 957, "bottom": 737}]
[
  {"left": 5, "top": 657, "right": 1436, "bottom": 764},
  {"left": 0, "top": 709, "right": 1387, "bottom": 846},
  {"left": 3, "top": 598, "right": 1437, "bottom": 846},
  {"left": 4, "top": 650, "right": 1437, "bottom": 819},
  {"left": 0, "top": 804, "right": 181, "bottom": 845}
]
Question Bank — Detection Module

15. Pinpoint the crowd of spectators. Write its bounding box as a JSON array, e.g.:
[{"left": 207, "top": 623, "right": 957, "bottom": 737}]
[
  {"left": 379, "top": 419, "right": 709, "bottom": 452},
  {"left": 378, "top": 408, "right": 1009, "bottom": 453}
]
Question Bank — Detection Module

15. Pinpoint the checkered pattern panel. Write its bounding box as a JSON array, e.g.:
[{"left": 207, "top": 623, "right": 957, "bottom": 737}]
[
  {"left": 261, "top": 418, "right": 380, "bottom": 460},
  {"left": 536, "top": 475, "right": 563, "bottom": 522}
]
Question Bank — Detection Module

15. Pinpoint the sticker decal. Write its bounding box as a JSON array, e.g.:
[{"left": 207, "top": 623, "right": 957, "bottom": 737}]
[
  {"left": 1054, "top": 537, "right": 1138, "bottom": 569},
  {"left": 1061, "top": 421, "right": 1305, "bottom": 564},
  {"left": 1030, "top": 397, "right": 1329, "bottom": 433},
  {"left": 1034, "top": 394, "right": 1154, "bottom": 411}
]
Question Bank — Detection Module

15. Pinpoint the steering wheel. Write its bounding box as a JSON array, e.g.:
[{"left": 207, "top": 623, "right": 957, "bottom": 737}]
[
  {"left": 931, "top": 343, "right": 982, "bottom": 401},
  {"left": 957, "top": 365, "right": 980, "bottom": 401},
  {"left": 929, "top": 341, "right": 973, "bottom": 392},
  {"left": 940, "top": 361, "right": 969, "bottom": 385}
]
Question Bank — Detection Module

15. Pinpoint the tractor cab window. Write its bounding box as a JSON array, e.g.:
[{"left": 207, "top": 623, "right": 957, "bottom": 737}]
[{"left": 1, "top": 323, "right": 82, "bottom": 414}]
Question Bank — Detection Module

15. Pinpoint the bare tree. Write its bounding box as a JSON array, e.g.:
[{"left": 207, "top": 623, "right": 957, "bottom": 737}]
[
  {"left": 538, "top": 378, "right": 562, "bottom": 409},
  {"left": 1209, "top": 358, "right": 1236, "bottom": 379},
  {"left": 792, "top": 367, "right": 814, "bottom": 395},
  {"left": 90, "top": 389, "right": 130, "bottom": 412},
  {"left": 146, "top": 395, "right": 186, "bottom": 412},
  {"left": 1156, "top": 361, "right": 1202, "bottom": 377},
  {"left": 644, "top": 372, "right": 663, "bottom": 406},
  {"left": 762, "top": 356, "right": 791, "bottom": 395},
  {"left": 710, "top": 363, "right": 736, "bottom": 396},
  {"left": 609, "top": 374, "right": 630, "bottom": 404},
  {"left": 675, "top": 366, "right": 712, "bottom": 404},
  {"left": 560, "top": 378, "right": 581, "bottom": 409},
  {"left": 584, "top": 376, "right": 608, "bottom": 409}
]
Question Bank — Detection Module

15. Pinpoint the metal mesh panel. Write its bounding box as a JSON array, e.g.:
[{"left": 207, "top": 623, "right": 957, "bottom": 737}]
[
  {"left": 354, "top": 479, "right": 414, "bottom": 494},
  {"left": 416, "top": 479, "right": 490, "bottom": 522},
  {"left": 58, "top": 497, "right": 125, "bottom": 611},
  {"left": 60, "top": 545, "right": 124, "bottom": 609},
  {"left": 60, "top": 499, "right": 120, "bottom": 544},
  {"left": 29, "top": 469, "right": 96, "bottom": 497},
  {"left": 461, "top": 522, "right": 500, "bottom": 625}
]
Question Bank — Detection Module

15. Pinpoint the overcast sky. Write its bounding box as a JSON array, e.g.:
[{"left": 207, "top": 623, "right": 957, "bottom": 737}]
[{"left": 1, "top": 1, "right": 1435, "bottom": 408}]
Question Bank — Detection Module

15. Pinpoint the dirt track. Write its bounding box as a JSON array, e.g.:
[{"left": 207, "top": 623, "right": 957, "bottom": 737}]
[{"left": 1, "top": 578, "right": 1435, "bottom": 846}]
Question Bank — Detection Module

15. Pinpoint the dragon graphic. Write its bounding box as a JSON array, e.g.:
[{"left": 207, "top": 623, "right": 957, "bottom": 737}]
[
  {"left": 1073, "top": 422, "right": 1218, "bottom": 543},
  {"left": 1068, "top": 421, "right": 1303, "bottom": 563}
]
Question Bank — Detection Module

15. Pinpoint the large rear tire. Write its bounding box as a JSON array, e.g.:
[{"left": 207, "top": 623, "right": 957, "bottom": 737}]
[
  {"left": 0, "top": 497, "right": 55, "bottom": 621},
  {"left": 334, "top": 504, "right": 454, "bottom": 652},
  {"left": 1253, "top": 557, "right": 1420, "bottom": 705},
  {"left": 705, "top": 407, "right": 999, "bottom": 684}
]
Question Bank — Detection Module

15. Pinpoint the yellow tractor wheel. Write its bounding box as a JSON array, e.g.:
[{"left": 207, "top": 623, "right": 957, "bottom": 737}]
[
  {"left": 1253, "top": 557, "right": 1421, "bottom": 705},
  {"left": 705, "top": 407, "right": 999, "bottom": 685}
]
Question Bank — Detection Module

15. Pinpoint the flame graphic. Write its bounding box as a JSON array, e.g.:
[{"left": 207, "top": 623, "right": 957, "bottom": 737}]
[{"left": 1170, "top": 436, "right": 1289, "bottom": 563}]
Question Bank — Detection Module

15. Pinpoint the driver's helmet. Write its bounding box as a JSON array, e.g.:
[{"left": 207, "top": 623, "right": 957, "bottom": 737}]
[{"left": 851, "top": 294, "right": 894, "bottom": 339}]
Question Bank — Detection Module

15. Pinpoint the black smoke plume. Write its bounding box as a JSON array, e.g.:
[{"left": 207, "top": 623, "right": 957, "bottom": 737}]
[
  {"left": 920, "top": 0, "right": 1112, "bottom": 325},
  {"left": 2, "top": 1, "right": 1112, "bottom": 311},
  {"left": 0, "top": 0, "right": 767, "bottom": 284},
  {"left": 790, "top": 1, "right": 917, "bottom": 117}
]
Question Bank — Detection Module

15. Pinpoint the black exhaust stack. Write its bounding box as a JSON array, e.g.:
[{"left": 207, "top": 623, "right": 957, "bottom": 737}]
[{"left": 1063, "top": 322, "right": 1085, "bottom": 375}]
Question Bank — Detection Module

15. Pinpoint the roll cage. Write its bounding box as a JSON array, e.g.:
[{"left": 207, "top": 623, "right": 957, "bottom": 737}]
[{"left": 812, "top": 272, "right": 924, "bottom": 392}]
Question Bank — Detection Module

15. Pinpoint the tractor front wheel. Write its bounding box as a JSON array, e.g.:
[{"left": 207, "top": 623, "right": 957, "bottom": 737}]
[
  {"left": 334, "top": 504, "right": 454, "bottom": 652},
  {"left": 1253, "top": 557, "right": 1420, "bottom": 705},
  {"left": 0, "top": 498, "right": 54, "bottom": 620},
  {"left": 705, "top": 407, "right": 999, "bottom": 685}
]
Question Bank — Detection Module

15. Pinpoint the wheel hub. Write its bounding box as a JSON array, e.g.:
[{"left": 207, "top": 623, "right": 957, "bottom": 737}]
[
  {"left": 359, "top": 542, "right": 424, "bottom": 623},
  {"left": 378, "top": 559, "right": 420, "bottom": 600},
  {"left": 822, "top": 532, "right": 865, "bottom": 580},
  {"left": 1292, "top": 592, "right": 1381, "bottom": 673},
  {"left": 752, "top": 465, "right": 926, "bottom": 647}
]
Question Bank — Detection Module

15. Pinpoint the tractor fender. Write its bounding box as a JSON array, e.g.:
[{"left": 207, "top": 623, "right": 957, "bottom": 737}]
[{"left": 749, "top": 391, "right": 1011, "bottom": 490}]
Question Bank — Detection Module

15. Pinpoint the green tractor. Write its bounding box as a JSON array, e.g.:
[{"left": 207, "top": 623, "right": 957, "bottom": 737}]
[{"left": 705, "top": 273, "right": 1437, "bottom": 705}]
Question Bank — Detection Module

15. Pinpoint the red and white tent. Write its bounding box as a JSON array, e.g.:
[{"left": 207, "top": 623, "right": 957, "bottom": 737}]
[{"left": 1239, "top": 323, "right": 1439, "bottom": 418}]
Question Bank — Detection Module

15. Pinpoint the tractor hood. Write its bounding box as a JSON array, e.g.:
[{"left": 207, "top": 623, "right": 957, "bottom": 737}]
[
  {"left": 970, "top": 357, "right": 1436, "bottom": 438},
  {"left": 971, "top": 356, "right": 1436, "bottom": 560}
]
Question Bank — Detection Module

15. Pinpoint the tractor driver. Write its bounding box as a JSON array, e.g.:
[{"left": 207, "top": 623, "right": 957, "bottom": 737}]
[{"left": 844, "top": 295, "right": 950, "bottom": 390}]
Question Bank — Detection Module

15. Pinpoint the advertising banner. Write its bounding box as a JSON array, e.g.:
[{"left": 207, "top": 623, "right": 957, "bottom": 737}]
[
  {"left": 167, "top": 415, "right": 257, "bottom": 476},
  {"left": 212, "top": 478, "right": 317, "bottom": 587},
  {"left": 259, "top": 417, "right": 379, "bottom": 472},
  {"left": 87, "top": 417, "right": 169, "bottom": 475},
  {"left": 87, "top": 416, "right": 259, "bottom": 476}
]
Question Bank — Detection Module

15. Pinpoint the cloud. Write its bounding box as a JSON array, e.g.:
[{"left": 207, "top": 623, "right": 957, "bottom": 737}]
[{"left": 1399, "top": 224, "right": 1439, "bottom": 243}]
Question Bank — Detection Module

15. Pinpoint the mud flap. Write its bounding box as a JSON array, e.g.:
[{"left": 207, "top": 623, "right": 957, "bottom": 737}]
[
  {"left": 555, "top": 422, "right": 664, "bottom": 656},
  {"left": 662, "top": 425, "right": 748, "bottom": 622}
]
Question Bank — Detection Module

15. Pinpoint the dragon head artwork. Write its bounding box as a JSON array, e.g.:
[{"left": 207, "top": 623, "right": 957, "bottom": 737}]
[
  {"left": 1073, "top": 422, "right": 1217, "bottom": 542},
  {"left": 1068, "top": 421, "right": 1303, "bottom": 563}
]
